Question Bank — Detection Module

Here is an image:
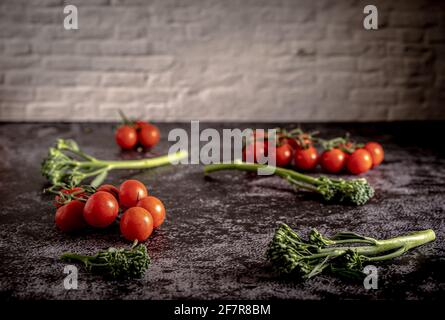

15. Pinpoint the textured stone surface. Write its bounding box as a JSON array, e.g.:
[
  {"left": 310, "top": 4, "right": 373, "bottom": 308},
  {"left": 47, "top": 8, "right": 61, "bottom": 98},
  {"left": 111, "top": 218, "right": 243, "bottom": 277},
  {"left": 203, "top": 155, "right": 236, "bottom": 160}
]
[
  {"left": 0, "top": 122, "right": 444, "bottom": 300},
  {"left": 0, "top": 1, "right": 445, "bottom": 121}
]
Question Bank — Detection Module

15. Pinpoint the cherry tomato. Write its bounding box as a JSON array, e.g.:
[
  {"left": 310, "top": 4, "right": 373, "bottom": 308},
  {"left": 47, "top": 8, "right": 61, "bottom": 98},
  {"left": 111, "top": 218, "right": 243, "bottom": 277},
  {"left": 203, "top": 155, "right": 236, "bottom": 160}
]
[
  {"left": 55, "top": 200, "right": 87, "bottom": 232},
  {"left": 115, "top": 125, "right": 137, "bottom": 150},
  {"left": 96, "top": 184, "right": 119, "bottom": 201},
  {"left": 243, "top": 141, "right": 267, "bottom": 163},
  {"left": 137, "top": 196, "right": 166, "bottom": 228},
  {"left": 346, "top": 148, "right": 373, "bottom": 175},
  {"left": 138, "top": 123, "right": 160, "bottom": 149},
  {"left": 365, "top": 142, "right": 384, "bottom": 167},
  {"left": 83, "top": 191, "right": 119, "bottom": 228},
  {"left": 120, "top": 207, "right": 153, "bottom": 241},
  {"left": 54, "top": 187, "right": 88, "bottom": 208},
  {"left": 294, "top": 146, "right": 318, "bottom": 170},
  {"left": 270, "top": 143, "right": 293, "bottom": 167},
  {"left": 320, "top": 149, "right": 347, "bottom": 173},
  {"left": 119, "top": 179, "right": 148, "bottom": 208}
]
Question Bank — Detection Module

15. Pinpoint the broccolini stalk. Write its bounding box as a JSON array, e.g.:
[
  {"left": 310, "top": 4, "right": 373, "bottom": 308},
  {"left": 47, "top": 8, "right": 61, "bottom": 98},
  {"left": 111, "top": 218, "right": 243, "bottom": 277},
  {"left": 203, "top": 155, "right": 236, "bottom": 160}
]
[
  {"left": 61, "top": 241, "right": 150, "bottom": 279},
  {"left": 42, "top": 139, "right": 188, "bottom": 188},
  {"left": 204, "top": 162, "right": 374, "bottom": 205},
  {"left": 267, "top": 224, "right": 435, "bottom": 280}
]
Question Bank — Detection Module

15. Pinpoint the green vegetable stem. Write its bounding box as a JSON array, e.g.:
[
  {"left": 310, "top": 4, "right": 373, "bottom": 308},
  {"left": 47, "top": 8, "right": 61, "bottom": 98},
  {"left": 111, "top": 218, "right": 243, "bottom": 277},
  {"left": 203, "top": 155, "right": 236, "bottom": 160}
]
[
  {"left": 204, "top": 162, "right": 374, "bottom": 205},
  {"left": 61, "top": 241, "right": 150, "bottom": 279},
  {"left": 42, "top": 139, "right": 188, "bottom": 188},
  {"left": 267, "top": 223, "right": 436, "bottom": 280}
]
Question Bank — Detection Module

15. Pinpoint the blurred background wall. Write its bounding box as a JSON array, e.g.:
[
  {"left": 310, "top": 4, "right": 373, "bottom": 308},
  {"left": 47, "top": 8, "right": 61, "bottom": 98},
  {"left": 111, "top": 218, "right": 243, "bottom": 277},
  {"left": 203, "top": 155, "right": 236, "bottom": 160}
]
[{"left": 0, "top": 0, "right": 444, "bottom": 122}]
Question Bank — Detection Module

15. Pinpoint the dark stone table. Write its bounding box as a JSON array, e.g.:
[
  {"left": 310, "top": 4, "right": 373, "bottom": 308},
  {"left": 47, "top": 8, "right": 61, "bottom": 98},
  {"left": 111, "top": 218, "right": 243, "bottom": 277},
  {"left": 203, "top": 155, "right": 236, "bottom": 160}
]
[{"left": 0, "top": 122, "right": 444, "bottom": 300}]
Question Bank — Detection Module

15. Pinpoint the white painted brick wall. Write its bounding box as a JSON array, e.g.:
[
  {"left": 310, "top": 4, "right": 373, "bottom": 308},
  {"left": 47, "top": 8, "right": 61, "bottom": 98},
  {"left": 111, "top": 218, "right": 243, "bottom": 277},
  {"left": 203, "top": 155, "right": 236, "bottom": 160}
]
[{"left": 0, "top": 0, "right": 444, "bottom": 122}]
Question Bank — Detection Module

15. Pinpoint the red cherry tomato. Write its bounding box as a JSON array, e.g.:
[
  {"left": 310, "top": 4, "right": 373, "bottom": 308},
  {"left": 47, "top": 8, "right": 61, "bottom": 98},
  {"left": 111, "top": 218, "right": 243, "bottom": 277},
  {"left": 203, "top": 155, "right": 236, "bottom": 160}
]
[
  {"left": 137, "top": 196, "right": 166, "bottom": 228},
  {"left": 346, "top": 148, "right": 373, "bottom": 175},
  {"left": 320, "top": 149, "right": 347, "bottom": 173},
  {"left": 96, "top": 184, "right": 119, "bottom": 201},
  {"left": 243, "top": 141, "right": 267, "bottom": 163},
  {"left": 115, "top": 125, "right": 137, "bottom": 150},
  {"left": 138, "top": 123, "right": 160, "bottom": 149},
  {"left": 120, "top": 207, "right": 153, "bottom": 241},
  {"left": 270, "top": 143, "right": 293, "bottom": 167},
  {"left": 83, "top": 191, "right": 119, "bottom": 228},
  {"left": 55, "top": 200, "right": 87, "bottom": 232},
  {"left": 294, "top": 146, "right": 318, "bottom": 170},
  {"left": 365, "top": 142, "right": 384, "bottom": 167},
  {"left": 54, "top": 187, "right": 88, "bottom": 208},
  {"left": 119, "top": 179, "right": 148, "bottom": 208}
]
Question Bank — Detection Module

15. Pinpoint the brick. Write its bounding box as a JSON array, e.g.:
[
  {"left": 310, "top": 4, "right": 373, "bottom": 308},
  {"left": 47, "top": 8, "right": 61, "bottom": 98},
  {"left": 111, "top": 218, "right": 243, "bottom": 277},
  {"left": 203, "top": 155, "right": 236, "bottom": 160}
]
[
  {"left": 115, "top": 26, "right": 148, "bottom": 40},
  {"left": 0, "top": 24, "right": 38, "bottom": 38},
  {"left": 350, "top": 89, "right": 397, "bottom": 105},
  {"left": 26, "top": 102, "right": 72, "bottom": 120},
  {"left": 361, "top": 72, "right": 387, "bottom": 87},
  {"left": 326, "top": 25, "right": 354, "bottom": 41},
  {"left": 90, "top": 56, "right": 174, "bottom": 72},
  {"left": 75, "top": 73, "right": 101, "bottom": 86},
  {"left": 0, "top": 87, "right": 34, "bottom": 102},
  {"left": 0, "top": 103, "right": 27, "bottom": 121},
  {"left": 12, "top": 0, "right": 63, "bottom": 6},
  {"left": 358, "top": 58, "right": 385, "bottom": 72},
  {"left": 70, "top": 0, "right": 110, "bottom": 5},
  {"left": 399, "top": 88, "right": 425, "bottom": 104},
  {"left": 40, "top": 25, "right": 114, "bottom": 40},
  {"left": 43, "top": 56, "right": 91, "bottom": 70},
  {"left": 62, "top": 88, "right": 107, "bottom": 103},
  {"left": 97, "top": 103, "right": 143, "bottom": 121},
  {"left": 389, "top": 12, "right": 436, "bottom": 28},
  {"left": 4, "top": 42, "right": 31, "bottom": 55},
  {"left": 71, "top": 104, "right": 100, "bottom": 121},
  {"left": 101, "top": 73, "right": 146, "bottom": 87},
  {"left": 111, "top": 0, "right": 149, "bottom": 5},
  {"left": 426, "top": 28, "right": 445, "bottom": 43},
  {"left": 26, "top": 8, "right": 62, "bottom": 24},
  {"left": 316, "top": 57, "right": 356, "bottom": 72},
  {"left": 4, "top": 72, "right": 33, "bottom": 86},
  {"left": 35, "top": 87, "right": 63, "bottom": 101},
  {"left": 261, "top": 6, "right": 315, "bottom": 23},
  {"left": 77, "top": 41, "right": 151, "bottom": 56},
  {"left": 355, "top": 29, "right": 397, "bottom": 42},
  {"left": 398, "top": 29, "right": 424, "bottom": 43},
  {"left": 388, "top": 105, "right": 429, "bottom": 121},
  {"left": 32, "top": 71, "right": 79, "bottom": 86},
  {"left": 317, "top": 41, "right": 365, "bottom": 56},
  {"left": 32, "top": 71, "right": 101, "bottom": 86},
  {"left": 388, "top": 44, "right": 431, "bottom": 57}
]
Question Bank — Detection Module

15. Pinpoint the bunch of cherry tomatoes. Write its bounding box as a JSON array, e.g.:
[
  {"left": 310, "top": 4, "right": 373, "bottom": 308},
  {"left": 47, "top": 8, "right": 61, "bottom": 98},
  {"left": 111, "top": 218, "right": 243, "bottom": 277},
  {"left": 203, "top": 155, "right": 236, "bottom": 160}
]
[
  {"left": 54, "top": 179, "right": 166, "bottom": 242},
  {"left": 115, "top": 118, "right": 160, "bottom": 150},
  {"left": 243, "top": 129, "right": 384, "bottom": 175}
]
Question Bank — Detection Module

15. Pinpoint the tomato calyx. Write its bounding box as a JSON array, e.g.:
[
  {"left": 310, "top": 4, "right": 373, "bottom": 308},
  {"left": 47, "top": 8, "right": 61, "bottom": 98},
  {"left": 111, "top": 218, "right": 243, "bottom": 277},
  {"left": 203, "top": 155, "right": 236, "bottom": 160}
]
[
  {"left": 118, "top": 110, "right": 150, "bottom": 132},
  {"left": 320, "top": 136, "right": 364, "bottom": 154},
  {"left": 47, "top": 185, "right": 96, "bottom": 207},
  {"left": 278, "top": 128, "right": 318, "bottom": 150}
]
